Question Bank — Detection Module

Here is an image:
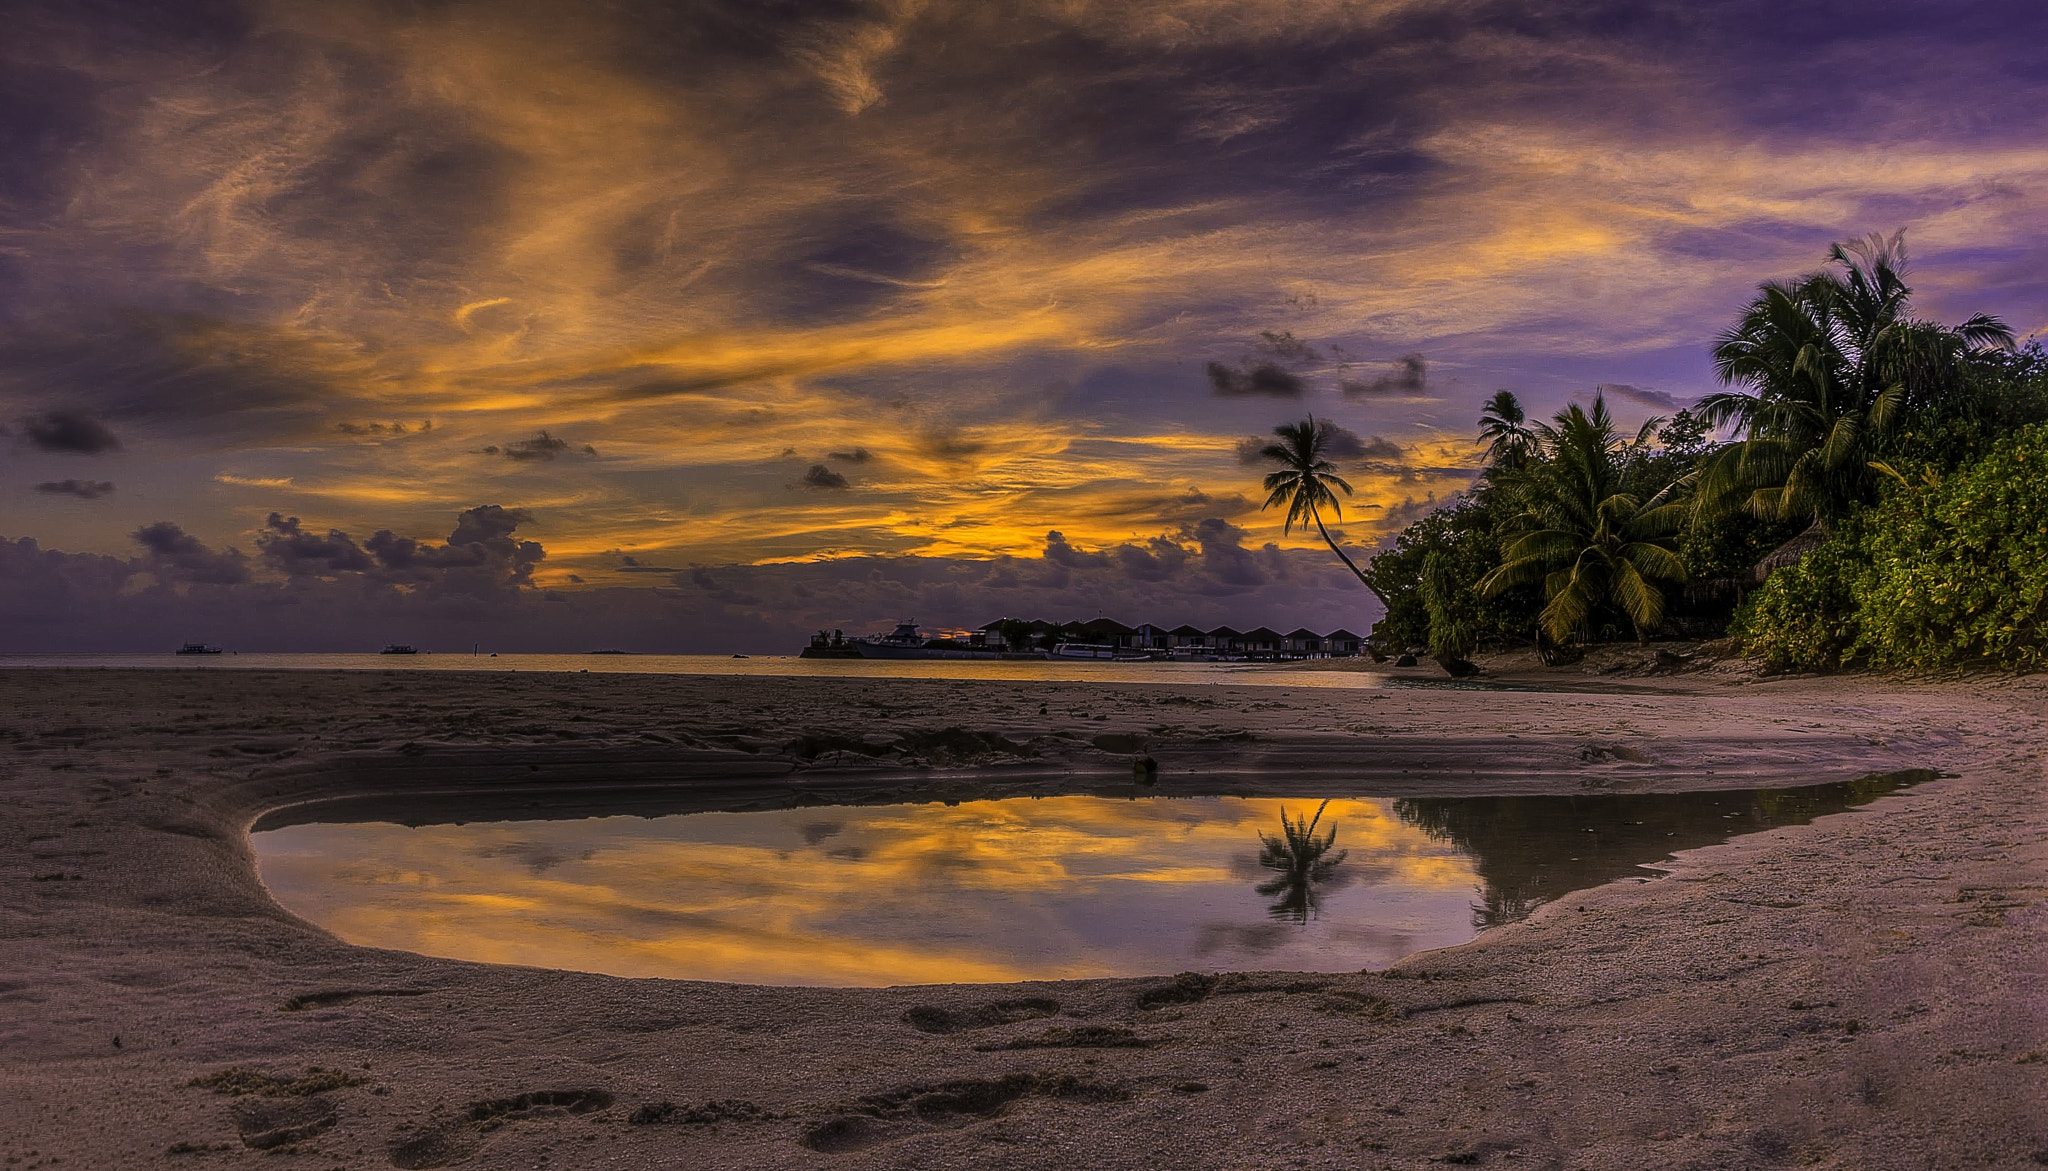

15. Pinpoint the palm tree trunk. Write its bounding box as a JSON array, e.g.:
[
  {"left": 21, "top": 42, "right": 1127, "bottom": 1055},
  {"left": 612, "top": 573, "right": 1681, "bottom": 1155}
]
[{"left": 1311, "top": 507, "right": 1386, "bottom": 605}]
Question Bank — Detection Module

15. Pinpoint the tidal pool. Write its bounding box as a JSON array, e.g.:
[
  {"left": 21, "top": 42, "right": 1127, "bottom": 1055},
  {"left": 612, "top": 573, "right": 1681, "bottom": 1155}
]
[{"left": 252, "top": 775, "right": 1920, "bottom": 987}]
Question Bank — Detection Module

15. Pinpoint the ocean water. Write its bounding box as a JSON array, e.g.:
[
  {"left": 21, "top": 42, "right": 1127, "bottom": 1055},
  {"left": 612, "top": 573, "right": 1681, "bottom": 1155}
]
[{"left": 0, "top": 652, "right": 1470, "bottom": 690}]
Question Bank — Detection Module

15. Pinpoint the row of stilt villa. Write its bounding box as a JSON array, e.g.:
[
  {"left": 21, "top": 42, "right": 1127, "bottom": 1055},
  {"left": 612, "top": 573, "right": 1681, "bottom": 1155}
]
[
  {"left": 975, "top": 618, "right": 1365, "bottom": 658},
  {"left": 802, "top": 618, "right": 1367, "bottom": 661}
]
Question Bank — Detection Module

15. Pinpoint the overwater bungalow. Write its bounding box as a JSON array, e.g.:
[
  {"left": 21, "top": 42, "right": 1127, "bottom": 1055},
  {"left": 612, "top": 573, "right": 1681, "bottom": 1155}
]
[
  {"left": 1075, "top": 617, "right": 1140, "bottom": 650},
  {"left": 1243, "top": 627, "right": 1284, "bottom": 658},
  {"left": 975, "top": 617, "right": 1061, "bottom": 652},
  {"left": 912, "top": 617, "right": 1371, "bottom": 659}
]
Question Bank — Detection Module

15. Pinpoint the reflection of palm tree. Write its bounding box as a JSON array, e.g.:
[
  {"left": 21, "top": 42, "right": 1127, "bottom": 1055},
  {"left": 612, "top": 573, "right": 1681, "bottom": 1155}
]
[
  {"left": 1256, "top": 800, "right": 1348, "bottom": 923},
  {"left": 1394, "top": 775, "right": 1922, "bottom": 932},
  {"left": 1470, "top": 886, "right": 1545, "bottom": 931}
]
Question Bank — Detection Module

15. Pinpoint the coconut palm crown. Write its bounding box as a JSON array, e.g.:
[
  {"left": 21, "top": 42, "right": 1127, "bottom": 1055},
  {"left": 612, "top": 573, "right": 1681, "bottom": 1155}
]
[
  {"left": 1478, "top": 393, "right": 1688, "bottom": 643},
  {"left": 1695, "top": 232, "right": 2013, "bottom": 523},
  {"left": 1477, "top": 389, "right": 1537, "bottom": 469}
]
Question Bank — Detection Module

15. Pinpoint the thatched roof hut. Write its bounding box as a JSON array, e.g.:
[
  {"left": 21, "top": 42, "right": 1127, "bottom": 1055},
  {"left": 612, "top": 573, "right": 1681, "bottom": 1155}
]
[{"left": 1754, "top": 519, "right": 1829, "bottom": 582}]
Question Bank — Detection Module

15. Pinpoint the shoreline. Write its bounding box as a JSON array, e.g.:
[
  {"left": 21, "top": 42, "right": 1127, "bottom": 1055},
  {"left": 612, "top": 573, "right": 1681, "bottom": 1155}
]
[
  {"left": 0, "top": 647, "right": 1702, "bottom": 695},
  {"left": 2, "top": 668, "right": 2042, "bottom": 1168}
]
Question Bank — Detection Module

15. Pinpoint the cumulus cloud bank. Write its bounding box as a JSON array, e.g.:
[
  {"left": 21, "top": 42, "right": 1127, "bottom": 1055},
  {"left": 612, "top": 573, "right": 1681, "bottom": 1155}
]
[{"left": 0, "top": 504, "right": 1381, "bottom": 652}]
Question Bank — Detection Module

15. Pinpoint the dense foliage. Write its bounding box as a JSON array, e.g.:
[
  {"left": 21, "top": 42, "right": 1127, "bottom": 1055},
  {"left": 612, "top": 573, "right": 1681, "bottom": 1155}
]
[
  {"left": 1363, "top": 400, "right": 1738, "bottom": 652},
  {"left": 1476, "top": 398, "right": 1688, "bottom": 643},
  {"left": 1347, "top": 233, "right": 2048, "bottom": 672},
  {"left": 1736, "top": 424, "right": 2048, "bottom": 672},
  {"left": 1362, "top": 495, "right": 1524, "bottom": 652}
]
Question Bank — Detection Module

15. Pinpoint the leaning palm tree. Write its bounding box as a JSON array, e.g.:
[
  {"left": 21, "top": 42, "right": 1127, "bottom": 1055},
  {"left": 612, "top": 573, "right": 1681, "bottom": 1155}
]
[
  {"left": 1478, "top": 394, "right": 1688, "bottom": 643},
  {"left": 1258, "top": 415, "right": 1384, "bottom": 603},
  {"left": 1476, "top": 390, "right": 1537, "bottom": 469},
  {"left": 1695, "top": 232, "right": 2013, "bottom": 523}
]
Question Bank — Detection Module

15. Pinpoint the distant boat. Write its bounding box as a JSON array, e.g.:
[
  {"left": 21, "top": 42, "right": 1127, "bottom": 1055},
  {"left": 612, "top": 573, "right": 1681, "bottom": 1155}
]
[
  {"left": 175, "top": 643, "right": 222, "bottom": 655},
  {"left": 1049, "top": 642, "right": 1155, "bottom": 661},
  {"left": 588, "top": 649, "right": 630, "bottom": 655},
  {"left": 1166, "top": 647, "right": 1247, "bottom": 662},
  {"left": 380, "top": 644, "right": 419, "bottom": 655},
  {"left": 732, "top": 654, "right": 749, "bottom": 658},
  {"left": 1050, "top": 642, "right": 1119, "bottom": 659}
]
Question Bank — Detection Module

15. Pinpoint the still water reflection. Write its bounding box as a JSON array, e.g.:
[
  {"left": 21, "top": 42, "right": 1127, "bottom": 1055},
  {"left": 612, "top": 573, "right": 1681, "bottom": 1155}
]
[{"left": 253, "top": 775, "right": 1917, "bottom": 987}]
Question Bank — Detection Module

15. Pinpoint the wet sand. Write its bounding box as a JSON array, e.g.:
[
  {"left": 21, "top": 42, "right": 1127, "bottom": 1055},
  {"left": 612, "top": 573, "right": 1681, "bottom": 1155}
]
[{"left": 1, "top": 665, "right": 2043, "bottom": 1168}]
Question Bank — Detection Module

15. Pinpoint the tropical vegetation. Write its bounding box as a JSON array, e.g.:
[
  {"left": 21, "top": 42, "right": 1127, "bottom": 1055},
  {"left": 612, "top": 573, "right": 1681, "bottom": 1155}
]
[
  {"left": 1735, "top": 425, "right": 2048, "bottom": 672},
  {"left": 1281, "top": 232, "right": 2048, "bottom": 674},
  {"left": 1475, "top": 396, "right": 1688, "bottom": 645},
  {"left": 1695, "top": 233, "right": 2012, "bottom": 525}
]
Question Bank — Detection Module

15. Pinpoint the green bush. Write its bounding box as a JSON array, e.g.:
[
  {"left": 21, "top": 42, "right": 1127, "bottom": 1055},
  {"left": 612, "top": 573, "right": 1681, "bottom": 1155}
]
[
  {"left": 1729, "top": 532, "right": 1863, "bottom": 671},
  {"left": 1735, "top": 423, "right": 2048, "bottom": 672}
]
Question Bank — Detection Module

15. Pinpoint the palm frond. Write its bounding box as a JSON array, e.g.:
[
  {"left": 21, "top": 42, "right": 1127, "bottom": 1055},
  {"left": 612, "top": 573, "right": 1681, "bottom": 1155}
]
[
  {"left": 1955, "top": 312, "right": 2015, "bottom": 352},
  {"left": 1622, "top": 541, "right": 1688, "bottom": 583},
  {"left": 1539, "top": 557, "right": 1601, "bottom": 642},
  {"left": 1609, "top": 557, "right": 1665, "bottom": 636}
]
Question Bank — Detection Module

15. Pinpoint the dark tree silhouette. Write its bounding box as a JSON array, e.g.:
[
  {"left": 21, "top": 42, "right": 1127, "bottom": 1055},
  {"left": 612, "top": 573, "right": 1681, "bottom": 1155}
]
[
  {"left": 1476, "top": 390, "right": 1537, "bottom": 469},
  {"left": 1258, "top": 416, "right": 1384, "bottom": 603}
]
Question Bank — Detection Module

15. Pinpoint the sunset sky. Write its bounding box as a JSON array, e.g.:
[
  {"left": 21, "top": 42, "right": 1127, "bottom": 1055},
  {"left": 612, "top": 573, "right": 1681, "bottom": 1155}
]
[{"left": 5, "top": 0, "right": 2047, "bottom": 651}]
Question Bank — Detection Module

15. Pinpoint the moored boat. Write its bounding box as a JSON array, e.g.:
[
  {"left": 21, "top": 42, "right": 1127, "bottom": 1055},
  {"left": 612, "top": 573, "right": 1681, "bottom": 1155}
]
[{"left": 1050, "top": 642, "right": 1118, "bottom": 659}]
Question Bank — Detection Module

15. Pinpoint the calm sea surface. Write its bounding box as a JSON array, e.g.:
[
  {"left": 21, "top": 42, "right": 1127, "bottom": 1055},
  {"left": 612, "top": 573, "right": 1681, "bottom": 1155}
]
[
  {"left": 0, "top": 652, "right": 1481, "bottom": 690},
  {"left": 253, "top": 777, "right": 1915, "bottom": 987}
]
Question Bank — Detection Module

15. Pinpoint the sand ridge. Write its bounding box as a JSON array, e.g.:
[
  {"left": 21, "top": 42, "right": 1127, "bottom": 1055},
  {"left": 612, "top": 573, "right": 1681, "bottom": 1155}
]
[{"left": 0, "top": 666, "right": 2043, "bottom": 1168}]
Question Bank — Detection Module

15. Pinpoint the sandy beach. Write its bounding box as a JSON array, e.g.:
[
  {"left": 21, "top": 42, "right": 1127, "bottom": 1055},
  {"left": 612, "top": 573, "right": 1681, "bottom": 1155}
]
[{"left": 2, "top": 664, "right": 2044, "bottom": 1169}]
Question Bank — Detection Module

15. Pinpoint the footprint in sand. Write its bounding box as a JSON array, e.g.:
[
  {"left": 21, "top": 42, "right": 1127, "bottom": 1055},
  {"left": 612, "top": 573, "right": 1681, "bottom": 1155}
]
[
  {"left": 388, "top": 1089, "right": 614, "bottom": 1169},
  {"left": 230, "top": 1096, "right": 338, "bottom": 1150},
  {"left": 799, "top": 1072, "right": 1129, "bottom": 1154},
  {"left": 900, "top": 997, "right": 1061, "bottom": 1035},
  {"left": 279, "top": 987, "right": 432, "bottom": 1012}
]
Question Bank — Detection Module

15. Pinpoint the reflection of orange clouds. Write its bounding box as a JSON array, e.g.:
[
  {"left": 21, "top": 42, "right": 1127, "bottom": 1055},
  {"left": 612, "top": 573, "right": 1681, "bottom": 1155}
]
[{"left": 255, "top": 796, "right": 1480, "bottom": 986}]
